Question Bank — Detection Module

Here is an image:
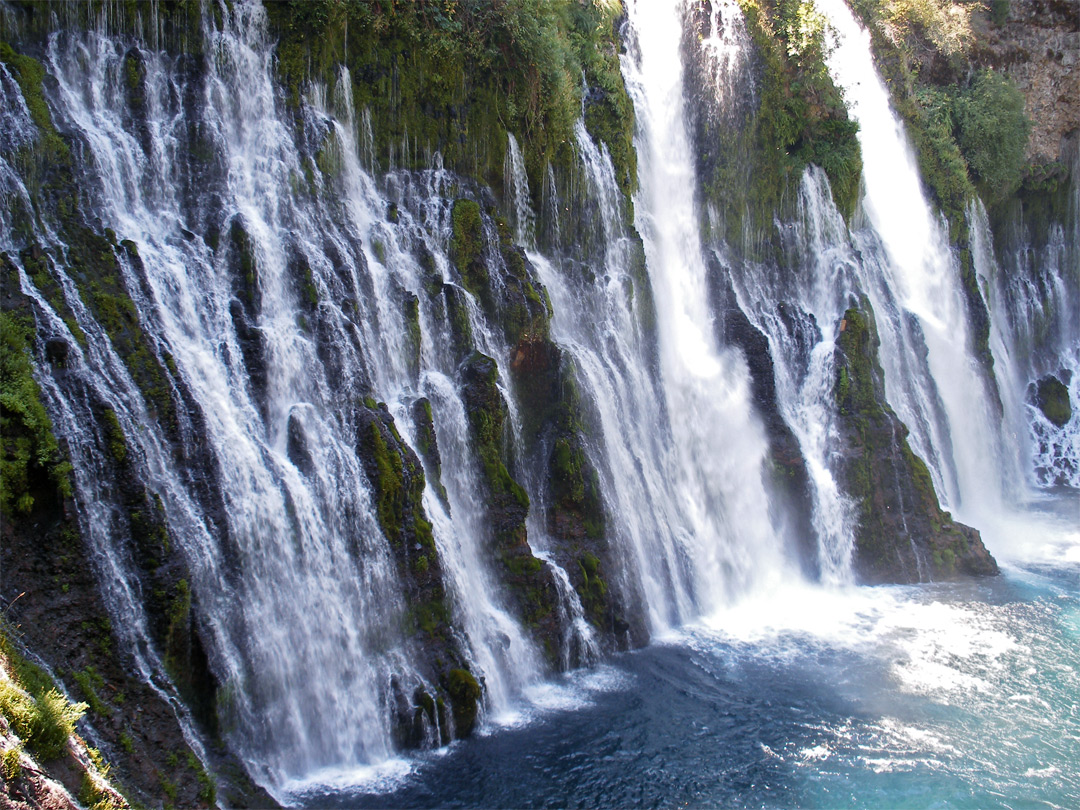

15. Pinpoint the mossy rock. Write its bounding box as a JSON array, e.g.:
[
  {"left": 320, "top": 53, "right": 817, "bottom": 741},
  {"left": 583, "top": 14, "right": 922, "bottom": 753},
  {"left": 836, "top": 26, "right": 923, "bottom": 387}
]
[
  {"left": 833, "top": 302, "right": 997, "bottom": 583},
  {"left": 0, "top": 305, "right": 73, "bottom": 520},
  {"left": 410, "top": 397, "right": 448, "bottom": 506},
  {"left": 451, "top": 199, "right": 493, "bottom": 312},
  {"left": 446, "top": 668, "right": 482, "bottom": 737},
  {"left": 1034, "top": 375, "right": 1072, "bottom": 427},
  {"left": 459, "top": 352, "right": 530, "bottom": 516}
]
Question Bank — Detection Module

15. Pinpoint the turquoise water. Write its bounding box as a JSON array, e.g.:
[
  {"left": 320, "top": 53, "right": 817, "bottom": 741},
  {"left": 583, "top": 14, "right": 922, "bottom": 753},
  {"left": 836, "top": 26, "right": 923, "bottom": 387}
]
[{"left": 293, "top": 507, "right": 1079, "bottom": 809}]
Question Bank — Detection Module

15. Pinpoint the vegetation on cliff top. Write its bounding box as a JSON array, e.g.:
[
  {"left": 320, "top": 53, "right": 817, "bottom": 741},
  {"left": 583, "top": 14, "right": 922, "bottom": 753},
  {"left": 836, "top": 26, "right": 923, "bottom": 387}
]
[
  {"left": 696, "top": 0, "right": 862, "bottom": 250},
  {"left": 849, "top": 0, "right": 1031, "bottom": 218},
  {"left": 265, "top": 0, "right": 636, "bottom": 200}
]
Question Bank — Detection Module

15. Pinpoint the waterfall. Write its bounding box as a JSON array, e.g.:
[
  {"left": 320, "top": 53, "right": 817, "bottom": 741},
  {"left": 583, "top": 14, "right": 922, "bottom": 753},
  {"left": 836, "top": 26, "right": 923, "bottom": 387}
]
[
  {"left": 814, "top": 0, "right": 1008, "bottom": 527},
  {"left": 619, "top": 0, "right": 796, "bottom": 620},
  {"left": 6, "top": 0, "right": 1077, "bottom": 800},
  {"left": 804, "top": 0, "right": 1078, "bottom": 557},
  {"left": 503, "top": 134, "right": 535, "bottom": 248},
  {"left": 2, "top": 0, "right": 571, "bottom": 791},
  {"left": 970, "top": 195, "right": 1080, "bottom": 492}
]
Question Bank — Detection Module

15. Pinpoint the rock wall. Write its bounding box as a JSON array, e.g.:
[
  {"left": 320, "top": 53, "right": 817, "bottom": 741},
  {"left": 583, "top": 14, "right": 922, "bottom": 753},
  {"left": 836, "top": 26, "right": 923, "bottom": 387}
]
[
  {"left": 971, "top": 0, "right": 1079, "bottom": 164},
  {"left": 833, "top": 304, "right": 998, "bottom": 583}
]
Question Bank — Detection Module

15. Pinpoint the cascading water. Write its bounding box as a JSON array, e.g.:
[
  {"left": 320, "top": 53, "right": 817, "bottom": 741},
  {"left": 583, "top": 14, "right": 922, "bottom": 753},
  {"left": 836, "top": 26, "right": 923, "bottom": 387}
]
[
  {"left": 620, "top": 0, "right": 797, "bottom": 621},
  {"left": 970, "top": 194, "right": 1080, "bottom": 492},
  {"left": 689, "top": 0, "right": 860, "bottom": 583},
  {"left": 815, "top": 0, "right": 1010, "bottom": 526},
  {"left": 1, "top": 0, "right": 582, "bottom": 792}
]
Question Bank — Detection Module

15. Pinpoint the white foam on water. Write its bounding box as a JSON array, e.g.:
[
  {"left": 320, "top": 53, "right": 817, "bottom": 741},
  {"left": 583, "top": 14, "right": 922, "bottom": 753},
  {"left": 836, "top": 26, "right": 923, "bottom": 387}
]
[{"left": 278, "top": 757, "right": 415, "bottom": 802}]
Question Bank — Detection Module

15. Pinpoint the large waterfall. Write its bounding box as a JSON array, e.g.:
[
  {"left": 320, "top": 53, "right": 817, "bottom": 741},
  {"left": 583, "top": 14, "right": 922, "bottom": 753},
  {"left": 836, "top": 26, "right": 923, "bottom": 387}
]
[
  {"left": 3, "top": 0, "right": 556, "bottom": 789},
  {"left": 1, "top": 0, "right": 1077, "bottom": 805}
]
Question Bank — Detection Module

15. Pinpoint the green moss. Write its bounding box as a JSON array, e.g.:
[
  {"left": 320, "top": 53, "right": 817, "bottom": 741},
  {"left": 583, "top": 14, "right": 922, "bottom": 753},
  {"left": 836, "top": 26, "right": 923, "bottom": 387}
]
[
  {"left": 229, "top": 220, "right": 258, "bottom": 308},
  {"left": 0, "top": 310, "right": 73, "bottom": 517},
  {"left": 60, "top": 230, "right": 178, "bottom": 433},
  {"left": 0, "top": 632, "right": 87, "bottom": 760},
  {"left": 575, "top": 552, "right": 609, "bottom": 626},
  {"left": 472, "top": 408, "right": 530, "bottom": 510},
  {"left": 101, "top": 408, "right": 127, "bottom": 464},
  {"left": 1, "top": 744, "right": 21, "bottom": 782},
  {"left": 551, "top": 438, "right": 585, "bottom": 504},
  {"left": 1035, "top": 375, "right": 1072, "bottom": 427},
  {"left": 78, "top": 758, "right": 123, "bottom": 810},
  {"left": 414, "top": 513, "right": 434, "bottom": 550},
  {"left": 73, "top": 667, "right": 109, "bottom": 717},
  {"left": 0, "top": 42, "right": 70, "bottom": 162},
  {"left": 451, "top": 199, "right": 490, "bottom": 303},
  {"left": 503, "top": 553, "right": 543, "bottom": 577},
  {"left": 835, "top": 308, "right": 877, "bottom": 416},
  {"left": 185, "top": 750, "right": 216, "bottom": 806},
  {"left": 446, "top": 667, "right": 481, "bottom": 736},
  {"left": 369, "top": 422, "right": 405, "bottom": 542},
  {"left": 19, "top": 247, "right": 88, "bottom": 348},
  {"left": 164, "top": 579, "right": 191, "bottom": 677},
  {"left": 263, "top": 1, "right": 634, "bottom": 209},
  {"left": 161, "top": 775, "right": 178, "bottom": 802}
]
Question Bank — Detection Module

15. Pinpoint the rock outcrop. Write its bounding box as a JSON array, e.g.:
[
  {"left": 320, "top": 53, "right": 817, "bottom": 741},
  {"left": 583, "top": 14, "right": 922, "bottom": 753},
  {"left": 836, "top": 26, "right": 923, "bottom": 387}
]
[
  {"left": 833, "top": 304, "right": 999, "bottom": 583},
  {"left": 970, "top": 0, "right": 1079, "bottom": 164}
]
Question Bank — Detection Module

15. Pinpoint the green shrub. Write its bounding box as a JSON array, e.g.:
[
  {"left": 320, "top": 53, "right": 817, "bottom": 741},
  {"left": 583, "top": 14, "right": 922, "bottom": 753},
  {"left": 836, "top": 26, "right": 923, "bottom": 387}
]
[{"left": 954, "top": 70, "right": 1029, "bottom": 201}]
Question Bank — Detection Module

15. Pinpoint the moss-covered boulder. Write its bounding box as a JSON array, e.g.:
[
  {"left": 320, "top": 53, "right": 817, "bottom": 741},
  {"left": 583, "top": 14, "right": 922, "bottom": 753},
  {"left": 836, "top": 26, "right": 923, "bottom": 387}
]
[
  {"left": 834, "top": 303, "right": 998, "bottom": 583},
  {"left": 1034, "top": 374, "right": 1072, "bottom": 427},
  {"left": 445, "top": 667, "right": 482, "bottom": 737}
]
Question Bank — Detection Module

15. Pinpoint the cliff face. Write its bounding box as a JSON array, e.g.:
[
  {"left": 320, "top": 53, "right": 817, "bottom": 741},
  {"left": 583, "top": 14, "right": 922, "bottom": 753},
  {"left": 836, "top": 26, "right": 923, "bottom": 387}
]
[{"left": 969, "top": 0, "right": 1079, "bottom": 164}]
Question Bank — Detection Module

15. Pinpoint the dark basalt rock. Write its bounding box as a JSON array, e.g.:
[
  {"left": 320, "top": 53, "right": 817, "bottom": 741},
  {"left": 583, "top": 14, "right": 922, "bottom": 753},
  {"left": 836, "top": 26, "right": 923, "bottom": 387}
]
[
  {"left": 833, "top": 303, "right": 998, "bottom": 583},
  {"left": 353, "top": 400, "right": 475, "bottom": 742},
  {"left": 1033, "top": 373, "right": 1072, "bottom": 427},
  {"left": 458, "top": 352, "right": 562, "bottom": 662}
]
